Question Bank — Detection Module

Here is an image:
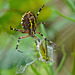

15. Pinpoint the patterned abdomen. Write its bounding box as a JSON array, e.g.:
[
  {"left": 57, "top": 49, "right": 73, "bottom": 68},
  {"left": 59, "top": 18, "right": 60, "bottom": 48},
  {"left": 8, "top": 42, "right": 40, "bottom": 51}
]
[{"left": 21, "top": 11, "right": 37, "bottom": 31}]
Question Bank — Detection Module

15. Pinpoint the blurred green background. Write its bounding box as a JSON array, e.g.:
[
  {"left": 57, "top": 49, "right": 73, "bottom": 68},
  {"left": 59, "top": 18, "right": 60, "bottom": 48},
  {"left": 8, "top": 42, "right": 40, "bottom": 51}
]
[{"left": 0, "top": 0, "right": 75, "bottom": 75}]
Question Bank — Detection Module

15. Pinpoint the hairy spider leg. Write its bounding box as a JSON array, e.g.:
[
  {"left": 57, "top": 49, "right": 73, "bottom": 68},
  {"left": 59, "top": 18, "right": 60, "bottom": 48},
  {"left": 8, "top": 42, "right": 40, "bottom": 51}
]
[
  {"left": 36, "top": 31, "right": 53, "bottom": 43},
  {"left": 16, "top": 35, "right": 30, "bottom": 53},
  {"left": 36, "top": 31, "right": 61, "bottom": 49},
  {"left": 10, "top": 26, "right": 28, "bottom": 33},
  {"left": 16, "top": 34, "right": 41, "bottom": 53},
  {"left": 36, "top": 5, "right": 45, "bottom": 16}
]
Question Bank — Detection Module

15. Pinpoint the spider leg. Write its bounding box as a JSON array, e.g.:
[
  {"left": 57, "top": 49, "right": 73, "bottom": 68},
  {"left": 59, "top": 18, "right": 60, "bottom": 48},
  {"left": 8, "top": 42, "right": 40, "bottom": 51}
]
[
  {"left": 10, "top": 26, "right": 28, "bottom": 33},
  {"left": 16, "top": 35, "right": 30, "bottom": 53},
  {"left": 36, "top": 31, "right": 56, "bottom": 46},
  {"left": 36, "top": 31, "right": 61, "bottom": 49},
  {"left": 36, "top": 5, "right": 45, "bottom": 16}
]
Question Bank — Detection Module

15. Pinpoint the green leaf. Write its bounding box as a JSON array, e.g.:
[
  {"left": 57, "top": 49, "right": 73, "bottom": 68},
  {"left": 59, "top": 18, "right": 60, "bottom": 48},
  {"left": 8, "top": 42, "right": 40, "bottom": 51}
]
[
  {"left": 55, "top": 10, "right": 75, "bottom": 22},
  {"left": 31, "top": 65, "right": 41, "bottom": 75},
  {"left": 55, "top": 45, "right": 66, "bottom": 75},
  {"left": 66, "top": 0, "right": 75, "bottom": 12}
]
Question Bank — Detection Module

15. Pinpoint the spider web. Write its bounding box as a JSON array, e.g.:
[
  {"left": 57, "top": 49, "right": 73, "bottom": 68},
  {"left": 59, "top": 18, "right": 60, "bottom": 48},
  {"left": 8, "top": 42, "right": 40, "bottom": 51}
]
[
  {"left": 35, "top": 39, "right": 56, "bottom": 62},
  {"left": 16, "top": 57, "right": 36, "bottom": 74}
]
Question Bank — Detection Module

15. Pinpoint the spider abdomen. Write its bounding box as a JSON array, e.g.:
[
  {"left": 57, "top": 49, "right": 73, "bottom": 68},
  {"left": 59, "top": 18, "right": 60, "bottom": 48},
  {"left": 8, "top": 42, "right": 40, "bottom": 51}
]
[{"left": 21, "top": 11, "right": 37, "bottom": 31}]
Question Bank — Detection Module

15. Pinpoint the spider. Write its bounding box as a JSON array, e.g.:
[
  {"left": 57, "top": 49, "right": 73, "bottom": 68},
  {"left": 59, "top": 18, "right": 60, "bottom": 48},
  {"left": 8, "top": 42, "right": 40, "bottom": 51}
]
[{"left": 10, "top": 4, "right": 55, "bottom": 53}]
